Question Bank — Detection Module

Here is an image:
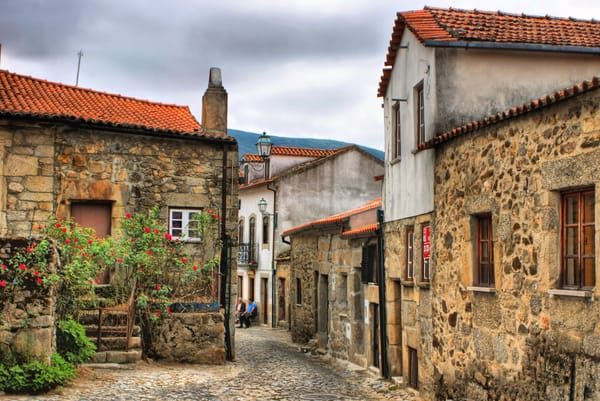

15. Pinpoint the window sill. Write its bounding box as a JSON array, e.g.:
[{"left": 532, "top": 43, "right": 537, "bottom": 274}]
[
  {"left": 467, "top": 286, "right": 497, "bottom": 294},
  {"left": 402, "top": 280, "right": 414, "bottom": 287},
  {"left": 417, "top": 281, "right": 430, "bottom": 289},
  {"left": 390, "top": 157, "right": 401, "bottom": 165},
  {"left": 548, "top": 288, "right": 593, "bottom": 300}
]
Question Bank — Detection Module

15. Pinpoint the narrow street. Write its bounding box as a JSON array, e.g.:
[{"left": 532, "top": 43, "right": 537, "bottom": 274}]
[{"left": 3, "top": 326, "right": 420, "bottom": 401}]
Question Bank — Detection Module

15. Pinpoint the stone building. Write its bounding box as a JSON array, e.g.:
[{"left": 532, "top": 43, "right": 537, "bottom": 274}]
[
  {"left": 428, "top": 78, "right": 600, "bottom": 400},
  {"left": 283, "top": 198, "right": 383, "bottom": 371},
  {"left": 238, "top": 145, "right": 383, "bottom": 328},
  {"left": 0, "top": 68, "right": 239, "bottom": 356},
  {"left": 377, "top": 7, "right": 600, "bottom": 396}
]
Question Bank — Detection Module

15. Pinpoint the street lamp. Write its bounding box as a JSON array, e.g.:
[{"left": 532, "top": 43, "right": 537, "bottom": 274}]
[{"left": 256, "top": 132, "right": 273, "bottom": 159}]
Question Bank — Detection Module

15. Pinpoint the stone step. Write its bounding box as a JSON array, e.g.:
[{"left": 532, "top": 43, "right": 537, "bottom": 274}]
[
  {"left": 94, "top": 336, "right": 141, "bottom": 351},
  {"left": 79, "top": 308, "right": 129, "bottom": 326},
  {"left": 89, "top": 350, "right": 142, "bottom": 365}
]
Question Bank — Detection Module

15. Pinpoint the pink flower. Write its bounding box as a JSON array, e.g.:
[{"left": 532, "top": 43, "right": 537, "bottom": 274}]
[
  {"left": 126, "top": 213, "right": 132, "bottom": 219},
  {"left": 0, "top": 280, "right": 7, "bottom": 287},
  {"left": 156, "top": 285, "right": 161, "bottom": 291},
  {"left": 19, "top": 263, "right": 26, "bottom": 270},
  {"left": 144, "top": 227, "right": 151, "bottom": 233},
  {"left": 36, "top": 278, "right": 43, "bottom": 284}
]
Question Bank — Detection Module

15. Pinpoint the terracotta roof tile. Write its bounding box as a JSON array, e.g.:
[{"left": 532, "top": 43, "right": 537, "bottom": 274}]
[
  {"left": 421, "top": 76, "right": 600, "bottom": 150},
  {"left": 283, "top": 198, "right": 381, "bottom": 237},
  {"left": 341, "top": 223, "right": 379, "bottom": 238},
  {"left": 241, "top": 146, "right": 338, "bottom": 161},
  {"left": 0, "top": 69, "right": 232, "bottom": 140},
  {"left": 378, "top": 7, "right": 600, "bottom": 96}
]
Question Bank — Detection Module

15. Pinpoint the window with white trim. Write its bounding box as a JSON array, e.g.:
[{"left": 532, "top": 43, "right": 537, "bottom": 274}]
[{"left": 169, "top": 208, "right": 203, "bottom": 241}]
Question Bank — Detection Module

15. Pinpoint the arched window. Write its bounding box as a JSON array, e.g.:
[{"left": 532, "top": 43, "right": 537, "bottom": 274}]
[
  {"left": 238, "top": 218, "right": 244, "bottom": 244},
  {"left": 262, "top": 216, "right": 269, "bottom": 244}
]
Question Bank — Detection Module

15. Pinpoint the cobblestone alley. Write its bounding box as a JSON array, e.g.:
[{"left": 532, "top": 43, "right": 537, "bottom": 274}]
[{"left": 2, "top": 325, "right": 421, "bottom": 401}]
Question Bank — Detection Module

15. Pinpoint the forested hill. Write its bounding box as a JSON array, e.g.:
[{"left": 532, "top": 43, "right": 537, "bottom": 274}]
[{"left": 228, "top": 129, "right": 384, "bottom": 161}]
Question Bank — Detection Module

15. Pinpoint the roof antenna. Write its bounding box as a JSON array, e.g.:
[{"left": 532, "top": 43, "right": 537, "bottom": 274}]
[{"left": 75, "top": 49, "right": 83, "bottom": 86}]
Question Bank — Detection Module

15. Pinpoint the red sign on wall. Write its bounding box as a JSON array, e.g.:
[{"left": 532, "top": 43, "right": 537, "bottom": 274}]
[{"left": 423, "top": 225, "right": 431, "bottom": 259}]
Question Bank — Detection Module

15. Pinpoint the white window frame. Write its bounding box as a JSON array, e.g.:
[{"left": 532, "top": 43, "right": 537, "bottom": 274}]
[{"left": 169, "top": 208, "right": 203, "bottom": 242}]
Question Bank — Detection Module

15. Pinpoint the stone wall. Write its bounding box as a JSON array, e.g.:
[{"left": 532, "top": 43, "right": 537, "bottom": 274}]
[
  {"left": 149, "top": 312, "right": 226, "bottom": 364},
  {"left": 0, "top": 238, "right": 56, "bottom": 365},
  {"left": 431, "top": 87, "right": 600, "bottom": 399},
  {"left": 289, "top": 232, "right": 370, "bottom": 368}
]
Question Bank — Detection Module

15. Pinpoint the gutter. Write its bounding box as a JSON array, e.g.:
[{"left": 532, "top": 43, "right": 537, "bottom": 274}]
[{"left": 423, "top": 40, "right": 600, "bottom": 55}]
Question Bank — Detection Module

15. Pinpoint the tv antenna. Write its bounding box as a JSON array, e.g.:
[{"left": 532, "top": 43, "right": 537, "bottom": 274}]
[{"left": 75, "top": 49, "right": 83, "bottom": 86}]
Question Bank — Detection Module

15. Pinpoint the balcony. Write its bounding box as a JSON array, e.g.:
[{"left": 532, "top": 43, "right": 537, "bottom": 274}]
[{"left": 238, "top": 242, "right": 258, "bottom": 266}]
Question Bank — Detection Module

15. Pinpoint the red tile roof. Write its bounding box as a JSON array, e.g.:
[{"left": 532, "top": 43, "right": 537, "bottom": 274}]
[
  {"left": 0, "top": 69, "right": 231, "bottom": 140},
  {"left": 341, "top": 223, "right": 379, "bottom": 239},
  {"left": 422, "top": 76, "right": 600, "bottom": 150},
  {"left": 378, "top": 7, "right": 600, "bottom": 96},
  {"left": 241, "top": 146, "right": 338, "bottom": 161},
  {"left": 283, "top": 198, "right": 381, "bottom": 237}
]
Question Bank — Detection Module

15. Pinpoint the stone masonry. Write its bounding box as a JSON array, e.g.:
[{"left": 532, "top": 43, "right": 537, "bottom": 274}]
[{"left": 431, "top": 87, "right": 600, "bottom": 399}]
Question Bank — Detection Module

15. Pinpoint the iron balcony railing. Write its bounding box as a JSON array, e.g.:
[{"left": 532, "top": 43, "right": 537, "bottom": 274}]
[{"left": 238, "top": 242, "right": 258, "bottom": 265}]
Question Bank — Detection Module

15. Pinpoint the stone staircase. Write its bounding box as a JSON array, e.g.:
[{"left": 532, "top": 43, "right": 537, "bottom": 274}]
[{"left": 78, "top": 284, "right": 142, "bottom": 367}]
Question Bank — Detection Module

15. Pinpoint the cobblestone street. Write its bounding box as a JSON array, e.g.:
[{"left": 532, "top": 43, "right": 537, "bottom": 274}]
[{"left": 2, "top": 325, "right": 421, "bottom": 401}]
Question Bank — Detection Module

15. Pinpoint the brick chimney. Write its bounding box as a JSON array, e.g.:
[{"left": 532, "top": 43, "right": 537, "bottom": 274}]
[{"left": 201, "top": 67, "right": 228, "bottom": 133}]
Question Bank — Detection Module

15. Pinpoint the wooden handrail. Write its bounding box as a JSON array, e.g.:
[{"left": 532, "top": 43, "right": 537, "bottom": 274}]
[{"left": 96, "top": 278, "right": 137, "bottom": 352}]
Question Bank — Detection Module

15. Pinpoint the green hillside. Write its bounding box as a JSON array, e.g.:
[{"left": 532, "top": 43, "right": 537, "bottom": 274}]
[{"left": 228, "top": 129, "right": 384, "bottom": 161}]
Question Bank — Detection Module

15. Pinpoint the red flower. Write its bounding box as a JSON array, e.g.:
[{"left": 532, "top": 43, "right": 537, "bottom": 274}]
[
  {"left": 181, "top": 257, "right": 186, "bottom": 263},
  {"left": 207, "top": 208, "right": 214, "bottom": 214},
  {"left": 19, "top": 263, "right": 26, "bottom": 270},
  {"left": 212, "top": 213, "right": 219, "bottom": 219},
  {"left": 138, "top": 267, "right": 144, "bottom": 272},
  {"left": 167, "top": 306, "right": 172, "bottom": 315},
  {"left": 1, "top": 264, "right": 7, "bottom": 270},
  {"left": 55, "top": 223, "right": 62, "bottom": 228},
  {"left": 144, "top": 227, "right": 151, "bottom": 233},
  {"left": 192, "top": 265, "right": 198, "bottom": 271},
  {"left": 165, "top": 233, "right": 173, "bottom": 241},
  {"left": 73, "top": 238, "right": 79, "bottom": 243},
  {"left": 81, "top": 252, "right": 86, "bottom": 257},
  {"left": 33, "top": 271, "right": 39, "bottom": 276},
  {"left": 0, "top": 280, "right": 7, "bottom": 287},
  {"left": 147, "top": 249, "right": 153, "bottom": 255},
  {"left": 117, "top": 258, "right": 123, "bottom": 263},
  {"left": 126, "top": 212, "right": 132, "bottom": 219},
  {"left": 156, "top": 285, "right": 161, "bottom": 291},
  {"left": 65, "top": 239, "right": 71, "bottom": 244},
  {"left": 88, "top": 279, "right": 94, "bottom": 285},
  {"left": 110, "top": 252, "right": 115, "bottom": 256},
  {"left": 175, "top": 238, "right": 180, "bottom": 243},
  {"left": 154, "top": 229, "right": 160, "bottom": 234},
  {"left": 26, "top": 246, "right": 32, "bottom": 253},
  {"left": 155, "top": 311, "right": 161, "bottom": 317},
  {"left": 88, "top": 239, "right": 93, "bottom": 245},
  {"left": 61, "top": 228, "right": 67, "bottom": 233},
  {"left": 38, "top": 225, "right": 43, "bottom": 230},
  {"left": 131, "top": 238, "right": 136, "bottom": 243},
  {"left": 36, "top": 278, "right": 43, "bottom": 284}
]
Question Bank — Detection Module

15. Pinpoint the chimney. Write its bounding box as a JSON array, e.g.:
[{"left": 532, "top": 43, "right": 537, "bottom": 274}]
[{"left": 201, "top": 67, "right": 228, "bottom": 133}]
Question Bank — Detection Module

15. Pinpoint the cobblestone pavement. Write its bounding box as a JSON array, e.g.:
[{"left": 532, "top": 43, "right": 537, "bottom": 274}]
[{"left": 2, "top": 326, "right": 422, "bottom": 401}]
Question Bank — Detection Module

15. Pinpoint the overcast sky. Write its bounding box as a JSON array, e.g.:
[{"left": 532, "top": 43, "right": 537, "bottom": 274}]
[{"left": 2, "top": 0, "right": 599, "bottom": 150}]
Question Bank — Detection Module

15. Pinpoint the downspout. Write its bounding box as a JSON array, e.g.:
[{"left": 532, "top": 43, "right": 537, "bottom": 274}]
[
  {"left": 221, "top": 145, "right": 233, "bottom": 361},
  {"left": 267, "top": 182, "right": 277, "bottom": 328},
  {"left": 377, "top": 208, "right": 389, "bottom": 378}
]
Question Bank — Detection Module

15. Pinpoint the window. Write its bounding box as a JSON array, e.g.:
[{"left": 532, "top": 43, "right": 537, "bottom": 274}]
[
  {"left": 422, "top": 224, "right": 431, "bottom": 281},
  {"left": 406, "top": 226, "right": 414, "bottom": 280},
  {"left": 415, "top": 81, "right": 425, "bottom": 146},
  {"left": 296, "top": 277, "right": 302, "bottom": 305},
  {"left": 475, "top": 214, "right": 494, "bottom": 287},
  {"left": 338, "top": 273, "right": 348, "bottom": 306},
  {"left": 392, "top": 103, "right": 401, "bottom": 159},
  {"left": 238, "top": 219, "right": 244, "bottom": 243},
  {"left": 361, "top": 244, "right": 379, "bottom": 284},
  {"left": 408, "top": 347, "right": 418, "bottom": 389},
  {"left": 169, "top": 208, "right": 203, "bottom": 241},
  {"left": 262, "top": 216, "right": 269, "bottom": 245},
  {"left": 561, "top": 188, "right": 595, "bottom": 289}
]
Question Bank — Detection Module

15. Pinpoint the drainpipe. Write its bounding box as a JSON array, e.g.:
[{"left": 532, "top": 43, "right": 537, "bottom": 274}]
[
  {"left": 221, "top": 145, "right": 234, "bottom": 361},
  {"left": 267, "top": 182, "right": 277, "bottom": 328},
  {"left": 377, "top": 208, "right": 389, "bottom": 378}
]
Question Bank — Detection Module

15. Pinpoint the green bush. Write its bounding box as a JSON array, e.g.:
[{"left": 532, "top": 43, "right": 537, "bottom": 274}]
[
  {"left": 56, "top": 319, "right": 96, "bottom": 365},
  {"left": 0, "top": 354, "right": 76, "bottom": 394}
]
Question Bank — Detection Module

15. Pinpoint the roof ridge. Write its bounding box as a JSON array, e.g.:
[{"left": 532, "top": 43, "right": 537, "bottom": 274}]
[
  {"left": 0, "top": 69, "right": 190, "bottom": 109},
  {"left": 423, "top": 6, "right": 600, "bottom": 24}
]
